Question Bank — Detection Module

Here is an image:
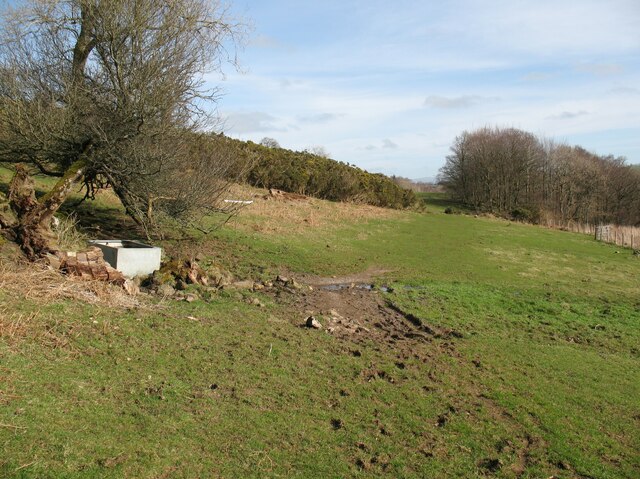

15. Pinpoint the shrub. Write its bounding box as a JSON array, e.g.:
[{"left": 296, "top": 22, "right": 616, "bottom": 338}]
[
  {"left": 207, "top": 135, "right": 416, "bottom": 209},
  {"left": 511, "top": 207, "right": 540, "bottom": 223}
]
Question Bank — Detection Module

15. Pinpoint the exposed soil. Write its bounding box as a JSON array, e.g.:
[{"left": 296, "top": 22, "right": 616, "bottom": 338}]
[
  {"left": 269, "top": 268, "right": 462, "bottom": 367},
  {"left": 301, "top": 267, "right": 393, "bottom": 287}
]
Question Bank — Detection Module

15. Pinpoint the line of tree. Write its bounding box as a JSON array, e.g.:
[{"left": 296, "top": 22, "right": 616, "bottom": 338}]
[
  {"left": 216, "top": 136, "right": 416, "bottom": 209},
  {"left": 391, "top": 176, "right": 444, "bottom": 193},
  {"left": 438, "top": 126, "right": 640, "bottom": 226}
]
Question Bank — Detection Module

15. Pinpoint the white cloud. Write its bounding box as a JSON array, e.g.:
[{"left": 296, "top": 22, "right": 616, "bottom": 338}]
[
  {"left": 575, "top": 63, "right": 625, "bottom": 76},
  {"left": 382, "top": 139, "right": 398, "bottom": 149},
  {"left": 430, "top": 0, "right": 640, "bottom": 58},
  {"left": 424, "top": 95, "right": 495, "bottom": 109},
  {"left": 607, "top": 86, "right": 640, "bottom": 96},
  {"left": 521, "top": 72, "right": 556, "bottom": 82},
  {"left": 297, "top": 113, "right": 342, "bottom": 124},
  {"left": 223, "top": 111, "right": 285, "bottom": 134},
  {"left": 547, "top": 111, "right": 590, "bottom": 120},
  {"left": 248, "top": 34, "right": 294, "bottom": 52}
]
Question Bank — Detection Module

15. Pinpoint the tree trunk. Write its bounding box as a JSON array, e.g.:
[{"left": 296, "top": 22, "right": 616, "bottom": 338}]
[{"left": 8, "top": 161, "right": 87, "bottom": 260}]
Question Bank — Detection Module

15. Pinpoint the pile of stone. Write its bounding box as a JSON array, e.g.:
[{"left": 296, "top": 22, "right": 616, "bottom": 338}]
[
  {"left": 49, "top": 247, "right": 125, "bottom": 285},
  {"left": 267, "top": 188, "right": 307, "bottom": 201}
]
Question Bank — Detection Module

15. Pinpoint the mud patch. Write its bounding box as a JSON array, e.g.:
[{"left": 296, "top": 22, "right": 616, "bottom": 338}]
[
  {"left": 272, "top": 269, "right": 463, "bottom": 362},
  {"left": 320, "top": 283, "right": 392, "bottom": 293},
  {"left": 294, "top": 286, "right": 440, "bottom": 347},
  {"left": 302, "top": 266, "right": 391, "bottom": 285}
]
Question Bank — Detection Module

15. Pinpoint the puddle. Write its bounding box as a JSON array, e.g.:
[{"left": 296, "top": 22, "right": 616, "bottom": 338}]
[
  {"left": 320, "top": 283, "right": 392, "bottom": 293},
  {"left": 317, "top": 282, "right": 429, "bottom": 294},
  {"left": 402, "top": 285, "right": 428, "bottom": 291}
]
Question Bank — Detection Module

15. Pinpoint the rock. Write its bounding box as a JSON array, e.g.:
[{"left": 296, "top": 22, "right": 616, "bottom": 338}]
[
  {"left": 253, "top": 282, "right": 265, "bottom": 291},
  {"left": 208, "top": 266, "right": 233, "bottom": 287},
  {"left": 276, "top": 275, "right": 289, "bottom": 284},
  {"left": 155, "top": 259, "right": 209, "bottom": 287},
  {"left": 287, "top": 279, "right": 302, "bottom": 289},
  {"left": 305, "top": 316, "right": 322, "bottom": 329},
  {"left": 46, "top": 253, "right": 62, "bottom": 270},
  {"left": 149, "top": 267, "right": 175, "bottom": 289},
  {"left": 156, "top": 284, "right": 176, "bottom": 297},
  {"left": 123, "top": 279, "right": 140, "bottom": 296},
  {"left": 175, "top": 278, "right": 187, "bottom": 291},
  {"left": 185, "top": 294, "right": 198, "bottom": 303},
  {"left": 269, "top": 188, "right": 307, "bottom": 201},
  {"left": 249, "top": 297, "right": 265, "bottom": 308},
  {"left": 230, "top": 280, "right": 254, "bottom": 290}
]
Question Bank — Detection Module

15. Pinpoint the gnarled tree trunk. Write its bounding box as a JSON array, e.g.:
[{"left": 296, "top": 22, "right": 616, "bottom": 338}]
[{"left": 6, "top": 162, "right": 86, "bottom": 259}]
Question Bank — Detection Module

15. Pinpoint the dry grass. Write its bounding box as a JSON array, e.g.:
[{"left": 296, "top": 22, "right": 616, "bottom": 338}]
[
  {"left": 53, "top": 213, "right": 88, "bottom": 251},
  {"left": 0, "top": 310, "right": 80, "bottom": 354},
  {"left": 0, "top": 259, "right": 143, "bottom": 309},
  {"left": 225, "top": 184, "right": 403, "bottom": 236}
]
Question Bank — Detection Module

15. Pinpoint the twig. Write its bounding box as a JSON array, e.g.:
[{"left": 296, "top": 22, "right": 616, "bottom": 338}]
[
  {"left": 15, "top": 461, "right": 37, "bottom": 472},
  {"left": 0, "top": 422, "right": 26, "bottom": 430}
]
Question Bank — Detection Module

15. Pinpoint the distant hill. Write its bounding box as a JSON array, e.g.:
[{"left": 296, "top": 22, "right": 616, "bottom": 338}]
[
  {"left": 413, "top": 176, "right": 438, "bottom": 184},
  {"left": 392, "top": 176, "right": 444, "bottom": 193}
]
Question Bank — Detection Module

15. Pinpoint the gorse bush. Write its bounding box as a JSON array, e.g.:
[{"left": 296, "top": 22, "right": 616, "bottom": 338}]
[{"left": 206, "top": 134, "right": 415, "bottom": 209}]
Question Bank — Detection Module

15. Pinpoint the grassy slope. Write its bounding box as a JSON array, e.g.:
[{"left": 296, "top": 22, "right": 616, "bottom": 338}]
[{"left": 1, "top": 187, "right": 639, "bottom": 478}]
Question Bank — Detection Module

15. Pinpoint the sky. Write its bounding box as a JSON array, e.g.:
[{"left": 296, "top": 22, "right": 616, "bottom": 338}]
[{"left": 214, "top": 0, "right": 640, "bottom": 179}]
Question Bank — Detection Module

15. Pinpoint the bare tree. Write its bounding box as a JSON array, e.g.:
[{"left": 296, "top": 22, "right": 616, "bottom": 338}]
[
  {"left": 259, "top": 137, "right": 280, "bottom": 149},
  {"left": 440, "top": 126, "right": 640, "bottom": 226},
  {"left": 306, "top": 145, "right": 330, "bottom": 158},
  {"left": 0, "top": 0, "right": 245, "bottom": 258}
]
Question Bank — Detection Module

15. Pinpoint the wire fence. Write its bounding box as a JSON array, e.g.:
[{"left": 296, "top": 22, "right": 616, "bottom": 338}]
[{"left": 541, "top": 219, "right": 640, "bottom": 250}]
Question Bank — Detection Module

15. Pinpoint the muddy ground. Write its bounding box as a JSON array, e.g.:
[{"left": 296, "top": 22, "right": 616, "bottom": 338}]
[{"left": 267, "top": 268, "right": 462, "bottom": 364}]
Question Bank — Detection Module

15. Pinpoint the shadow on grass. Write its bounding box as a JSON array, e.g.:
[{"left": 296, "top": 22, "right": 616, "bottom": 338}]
[
  {"left": 1, "top": 170, "right": 143, "bottom": 240},
  {"left": 60, "top": 200, "right": 143, "bottom": 240}
]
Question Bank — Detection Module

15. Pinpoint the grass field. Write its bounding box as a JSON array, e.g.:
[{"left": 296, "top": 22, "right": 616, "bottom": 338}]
[{"left": 1, "top": 181, "right": 639, "bottom": 478}]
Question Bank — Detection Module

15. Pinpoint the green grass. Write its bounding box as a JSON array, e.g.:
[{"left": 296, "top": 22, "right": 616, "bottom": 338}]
[{"left": 1, "top": 188, "right": 639, "bottom": 478}]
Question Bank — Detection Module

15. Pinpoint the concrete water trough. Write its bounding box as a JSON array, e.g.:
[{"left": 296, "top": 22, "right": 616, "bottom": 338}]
[{"left": 89, "top": 240, "right": 161, "bottom": 278}]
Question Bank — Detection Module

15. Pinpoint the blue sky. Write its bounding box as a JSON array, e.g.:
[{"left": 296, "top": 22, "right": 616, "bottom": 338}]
[{"left": 214, "top": 0, "right": 640, "bottom": 179}]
